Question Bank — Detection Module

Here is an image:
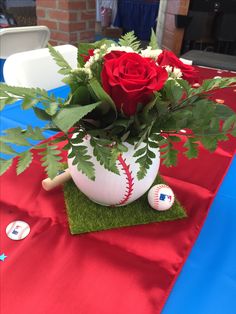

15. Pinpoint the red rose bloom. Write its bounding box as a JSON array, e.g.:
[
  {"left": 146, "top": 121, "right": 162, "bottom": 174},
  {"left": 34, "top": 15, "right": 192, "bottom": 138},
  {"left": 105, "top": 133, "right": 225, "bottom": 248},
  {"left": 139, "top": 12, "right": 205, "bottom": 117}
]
[
  {"left": 103, "top": 50, "right": 126, "bottom": 61},
  {"left": 157, "top": 50, "right": 198, "bottom": 83},
  {"left": 101, "top": 52, "right": 168, "bottom": 116},
  {"left": 81, "top": 49, "right": 94, "bottom": 63}
]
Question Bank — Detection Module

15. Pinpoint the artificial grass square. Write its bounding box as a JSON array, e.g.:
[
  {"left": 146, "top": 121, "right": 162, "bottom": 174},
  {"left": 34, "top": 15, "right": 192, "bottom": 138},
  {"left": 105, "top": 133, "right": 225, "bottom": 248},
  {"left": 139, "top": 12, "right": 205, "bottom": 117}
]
[{"left": 63, "top": 175, "right": 187, "bottom": 234}]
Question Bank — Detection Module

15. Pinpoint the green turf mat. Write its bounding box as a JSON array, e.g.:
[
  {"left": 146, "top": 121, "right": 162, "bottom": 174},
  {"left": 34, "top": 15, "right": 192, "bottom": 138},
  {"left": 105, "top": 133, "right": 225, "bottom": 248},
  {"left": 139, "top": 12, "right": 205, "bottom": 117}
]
[{"left": 63, "top": 175, "right": 187, "bottom": 234}]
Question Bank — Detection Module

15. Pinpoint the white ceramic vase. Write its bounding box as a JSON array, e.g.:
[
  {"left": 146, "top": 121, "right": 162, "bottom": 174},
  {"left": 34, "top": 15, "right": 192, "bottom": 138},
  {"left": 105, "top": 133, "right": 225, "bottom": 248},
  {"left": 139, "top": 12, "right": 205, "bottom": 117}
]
[{"left": 68, "top": 137, "right": 160, "bottom": 206}]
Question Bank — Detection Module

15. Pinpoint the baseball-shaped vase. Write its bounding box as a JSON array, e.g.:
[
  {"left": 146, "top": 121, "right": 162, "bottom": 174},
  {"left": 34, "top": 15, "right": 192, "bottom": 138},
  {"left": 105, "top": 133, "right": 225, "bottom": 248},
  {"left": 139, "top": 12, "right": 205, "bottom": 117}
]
[{"left": 68, "top": 136, "right": 160, "bottom": 207}]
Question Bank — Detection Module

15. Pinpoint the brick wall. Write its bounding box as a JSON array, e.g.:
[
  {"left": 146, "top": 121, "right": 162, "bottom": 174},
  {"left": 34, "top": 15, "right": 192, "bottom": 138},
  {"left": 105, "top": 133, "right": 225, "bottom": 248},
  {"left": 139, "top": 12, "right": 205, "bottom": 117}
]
[{"left": 36, "top": 0, "right": 96, "bottom": 46}]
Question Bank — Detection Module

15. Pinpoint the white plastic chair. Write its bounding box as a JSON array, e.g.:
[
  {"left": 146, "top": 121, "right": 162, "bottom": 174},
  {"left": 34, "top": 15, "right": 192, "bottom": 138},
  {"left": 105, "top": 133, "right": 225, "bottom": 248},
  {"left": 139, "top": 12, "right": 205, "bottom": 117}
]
[
  {"left": 0, "top": 26, "right": 50, "bottom": 59},
  {"left": 3, "top": 44, "right": 78, "bottom": 90},
  {"left": 0, "top": 25, "right": 50, "bottom": 82}
]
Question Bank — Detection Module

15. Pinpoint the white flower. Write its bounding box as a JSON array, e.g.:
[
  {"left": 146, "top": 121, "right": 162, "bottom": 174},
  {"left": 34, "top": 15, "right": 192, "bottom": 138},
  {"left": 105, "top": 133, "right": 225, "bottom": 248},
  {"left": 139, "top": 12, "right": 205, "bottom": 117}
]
[
  {"left": 173, "top": 67, "right": 183, "bottom": 79},
  {"left": 140, "top": 46, "right": 162, "bottom": 59},
  {"left": 106, "top": 44, "right": 135, "bottom": 54},
  {"left": 165, "top": 65, "right": 173, "bottom": 73},
  {"left": 164, "top": 65, "right": 183, "bottom": 79}
]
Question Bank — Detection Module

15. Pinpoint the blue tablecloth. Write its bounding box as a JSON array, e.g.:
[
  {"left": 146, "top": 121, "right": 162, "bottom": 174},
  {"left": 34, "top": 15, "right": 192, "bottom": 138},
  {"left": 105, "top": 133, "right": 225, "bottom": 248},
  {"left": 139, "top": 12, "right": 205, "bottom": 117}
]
[
  {"left": 0, "top": 58, "right": 6, "bottom": 82},
  {"left": 163, "top": 155, "right": 236, "bottom": 314}
]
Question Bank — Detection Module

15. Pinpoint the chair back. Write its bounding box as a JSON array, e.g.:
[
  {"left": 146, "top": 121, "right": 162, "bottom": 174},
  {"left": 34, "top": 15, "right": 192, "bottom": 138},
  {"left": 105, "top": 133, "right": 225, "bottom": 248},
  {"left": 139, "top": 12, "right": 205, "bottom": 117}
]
[
  {"left": 0, "top": 25, "right": 50, "bottom": 59},
  {"left": 3, "top": 45, "right": 77, "bottom": 90},
  {"left": 0, "top": 25, "right": 50, "bottom": 82},
  {"left": 3, "top": 44, "right": 78, "bottom": 90}
]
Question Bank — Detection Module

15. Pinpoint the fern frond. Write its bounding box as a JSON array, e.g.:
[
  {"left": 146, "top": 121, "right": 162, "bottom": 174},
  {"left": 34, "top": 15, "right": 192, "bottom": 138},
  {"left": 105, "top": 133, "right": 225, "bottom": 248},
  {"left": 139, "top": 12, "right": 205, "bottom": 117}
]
[
  {"left": 0, "top": 84, "right": 59, "bottom": 110},
  {"left": 48, "top": 44, "right": 73, "bottom": 76},
  {"left": 118, "top": 31, "right": 141, "bottom": 52},
  {"left": 38, "top": 144, "right": 63, "bottom": 179},
  {"left": 149, "top": 29, "right": 160, "bottom": 49},
  {"left": 16, "top": 151, "right": 33, "bottom": 175},
  {"left": 0, "top": 158, "right": 13, "bottom": 175}
]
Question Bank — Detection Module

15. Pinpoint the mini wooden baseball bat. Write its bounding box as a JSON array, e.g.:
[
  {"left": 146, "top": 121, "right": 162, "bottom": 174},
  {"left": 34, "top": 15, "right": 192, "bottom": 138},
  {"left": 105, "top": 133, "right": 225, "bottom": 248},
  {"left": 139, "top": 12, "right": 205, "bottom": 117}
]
[{"left": 42, "top": 168, "right": 71, "bottom": 191}]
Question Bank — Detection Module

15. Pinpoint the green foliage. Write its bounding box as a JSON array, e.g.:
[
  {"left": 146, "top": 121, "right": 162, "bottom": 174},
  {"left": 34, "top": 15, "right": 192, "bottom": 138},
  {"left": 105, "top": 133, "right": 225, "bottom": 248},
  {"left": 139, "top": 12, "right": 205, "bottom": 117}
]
[
  {"left": 0, "top": 31, "right": 236, "bottom": 181},
  {"left": 52, "top": 101, "right": 101, "bottom": 133},
  {"left": 38, "top": 144, "right": 63, "bottom": 179},
  {"left": 90, "top": 137, "right": 119, "bottom": 175},
  {"left": 134, "top": 138, "right": 159, "bottom": 180},
  {"left": 48, "top": 44, "right": 73, "bottom": 76},
  {"left": 77, "top": 43, "right": 95, "bottom": 67},
  {"left": 223, "top": 115, "right": 236, "bottom": 132},
  {"left": 0, "top": 126, "right": 45, "bottom": 146},
  {"left": 16, "top": 151, "right": 33, "bottom": 175},
  {"left": 160, "top": 140, "right": 179, "bottom": 167},
  {"left": 149, "top": 29, "right": 160, "bottom": 49},
  {"left": 68, "top": 143, "right": 95, "bottom": 181},
  {"left": 1, "top": 127, "right": 31, "bottom": 146},
  {"left": 0, "top": 96, "right": 16, "bottom": 110},
  {"left": 88, "top": 78, "right": 117, "bottom": 115},
  {"left": 196, "top": 77, "right": 236, "bottom": 94},
  {"left": 118, "top": 31, "right": 141, "bottom": 52},
  {"left": 0, "top": 158, "right": 13, "bottom": 175},
  {"left": 0, "top": 84, "right": 62, "bottom": 114},
  {"left": 183, "top": 138, "right": 199, "bottom": 159}
]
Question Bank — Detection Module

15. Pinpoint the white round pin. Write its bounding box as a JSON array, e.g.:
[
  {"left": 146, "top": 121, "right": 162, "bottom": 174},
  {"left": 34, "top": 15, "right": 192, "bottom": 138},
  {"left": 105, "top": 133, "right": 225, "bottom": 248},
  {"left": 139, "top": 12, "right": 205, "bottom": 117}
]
[{"left": 6, "top": 221, "right": 30, "bottom": 240}]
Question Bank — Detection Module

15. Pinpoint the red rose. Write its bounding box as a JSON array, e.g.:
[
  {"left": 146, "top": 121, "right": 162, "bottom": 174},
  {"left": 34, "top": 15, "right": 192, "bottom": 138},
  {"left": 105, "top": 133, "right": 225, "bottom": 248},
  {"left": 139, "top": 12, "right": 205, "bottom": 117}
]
[
  {"left": 103, "top": 50, "right": 126, "bottom": 61},
  {"left": 81, "top": 49, "right": 94, "bottom": 63},
  {"left": 157, "top": 50, "right": 198, "bottom": 83},
  {"left": 101, "top": 52, "right": 168, "bottom": 116}
]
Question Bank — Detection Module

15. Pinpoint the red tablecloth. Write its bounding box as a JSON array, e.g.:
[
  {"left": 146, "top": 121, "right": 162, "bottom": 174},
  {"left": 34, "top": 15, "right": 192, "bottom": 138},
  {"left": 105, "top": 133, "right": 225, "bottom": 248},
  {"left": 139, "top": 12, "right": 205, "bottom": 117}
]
[{"left": 1, "top": 67, "right": 236, "bottom": 314}]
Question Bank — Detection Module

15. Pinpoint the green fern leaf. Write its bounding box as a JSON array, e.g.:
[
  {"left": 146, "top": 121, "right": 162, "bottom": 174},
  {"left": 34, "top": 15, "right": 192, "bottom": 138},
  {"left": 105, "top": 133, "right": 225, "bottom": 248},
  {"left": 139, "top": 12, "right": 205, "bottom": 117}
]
[
  {"left": 0, "top": 158, "right": 13, "bottom": 175},
  {"left": 136, "top": 154, "right": 152, "bottom": 180},
  {"left": 23, "top": 126, "right": 46, "bottom": 141},
  {"left": 135, "top": 140, "right": 157, "bottom": 180},
  {"left": 22, "top": 97, "right": 39, "bottom": 110},
  {"left": 183, "top": 138, "right": 199, "bottom": 159},
  {"left": 39, "top": 144, "right": 62, "bottom": 179},
  {"left": 0, "top": 127, "right": 31, "bottom": 146},
  {"left": 48, "top": 44, "right": 73, "bottom": 75},
  {"left": 194, "top": 77, "right": 236, "bottom": 95},
  {"left": 118, "top": 31, "right": 141, "bottom": 52},
  {"left": 149, "top": 29, "right": 159, "bottom": 49},
  {"left": 69, "top": 144, "right": 95, "bottom": 180},
  {"left": 222, "top": 115, "right": 236, "bottom": 132},
  {"left": 0, "top": 97, "right": 16, "bottom": 110},
  {"left": 160, "top": 141, "right": 178, "bottom": 167},
  {"left": 0, "top": 84, "right": 58, "bottom": 111},
  {"left": 200, "top": 133, "right": 228, "bottom": 152},
  {"left": 52, "top": 101, "right": 101, "bottom": 133},
  {"left": 90, "top": 137, "right": 119, "bottom": 175},
  {"left": 0, "top": 142, "right": 16, "bottom": 155},
  {"left": 16, "top": 151, "right": 33, "bottom": 175}
]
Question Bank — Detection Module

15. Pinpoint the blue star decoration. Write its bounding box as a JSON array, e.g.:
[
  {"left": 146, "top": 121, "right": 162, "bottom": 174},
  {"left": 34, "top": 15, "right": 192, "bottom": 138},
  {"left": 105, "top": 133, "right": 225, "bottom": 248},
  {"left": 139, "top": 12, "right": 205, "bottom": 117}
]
[{"left": 0, "top": 253, "right": 7, "bottom": 262}]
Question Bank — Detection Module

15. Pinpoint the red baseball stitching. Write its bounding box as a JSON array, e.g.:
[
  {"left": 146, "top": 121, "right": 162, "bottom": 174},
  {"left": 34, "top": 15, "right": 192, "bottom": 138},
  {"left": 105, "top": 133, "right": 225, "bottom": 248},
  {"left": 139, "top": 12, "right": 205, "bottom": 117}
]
[
  {"left": 18, "top": 226, "right": 29, "bottom": 239},
  {"left": 7, "top": 221, "right": 17, "bottom": 236},
  {"left": 154, "top": 184, "right": 168, "bottom": 209},
  {"left": 114, "top": 154, "right": 134, "bottom": 206}
]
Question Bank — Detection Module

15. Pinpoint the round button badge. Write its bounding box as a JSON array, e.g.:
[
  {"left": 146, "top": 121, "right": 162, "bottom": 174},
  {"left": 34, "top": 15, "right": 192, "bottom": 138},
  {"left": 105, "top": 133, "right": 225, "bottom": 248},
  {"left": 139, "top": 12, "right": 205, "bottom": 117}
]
[{"left": 6, "top": 221, "right": 30, "bottom": 240}]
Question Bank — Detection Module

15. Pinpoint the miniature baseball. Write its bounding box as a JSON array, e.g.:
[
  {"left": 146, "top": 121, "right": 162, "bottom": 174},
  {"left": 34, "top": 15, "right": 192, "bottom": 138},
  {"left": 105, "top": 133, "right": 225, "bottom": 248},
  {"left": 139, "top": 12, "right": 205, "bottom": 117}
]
[
  {"left": 148, "top": 184, "right": 175, "bottom": 211},
  {"left": 6, "top": 221, "right": 30, "bottom": 240}
]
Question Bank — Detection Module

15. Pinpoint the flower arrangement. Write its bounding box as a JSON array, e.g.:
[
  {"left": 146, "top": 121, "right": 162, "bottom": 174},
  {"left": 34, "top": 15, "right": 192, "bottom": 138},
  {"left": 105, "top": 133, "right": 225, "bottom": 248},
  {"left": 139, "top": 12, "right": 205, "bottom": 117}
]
[{"left": 0, "top": 31, "right": 236, "bottom": 181}]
